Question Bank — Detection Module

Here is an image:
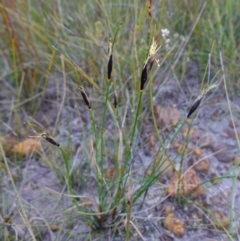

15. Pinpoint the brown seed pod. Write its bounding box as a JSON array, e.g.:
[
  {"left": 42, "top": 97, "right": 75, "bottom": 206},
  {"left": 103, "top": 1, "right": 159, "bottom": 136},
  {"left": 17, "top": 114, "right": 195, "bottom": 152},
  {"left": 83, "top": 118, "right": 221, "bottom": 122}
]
[
  {"left": 140, "top": 63, "right": 148, "bottom": 91},
  {"left": 140, "top": 38, "right": 160, "bottom": 91},
  {"left": 147, "top": 0, "right": 152, "bottom": 20},
  {"left": 187, "top": 95, "right": 203, "bottom": 118},
  {"left": 41, "top": 133, "right": 60, "bottom": 147},
  {"left": 78, "top": 85, "right": 91, "bottom": 109},
  {"left": 107, "top": 54, "right": 113, "bottom": 80}
]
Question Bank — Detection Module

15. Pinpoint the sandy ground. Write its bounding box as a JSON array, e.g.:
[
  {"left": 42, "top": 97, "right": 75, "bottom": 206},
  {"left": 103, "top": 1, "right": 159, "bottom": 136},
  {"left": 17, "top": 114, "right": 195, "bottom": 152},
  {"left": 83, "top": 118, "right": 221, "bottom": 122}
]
[{"left": 0, "top": 60, "right": 240, "bottom": 240}]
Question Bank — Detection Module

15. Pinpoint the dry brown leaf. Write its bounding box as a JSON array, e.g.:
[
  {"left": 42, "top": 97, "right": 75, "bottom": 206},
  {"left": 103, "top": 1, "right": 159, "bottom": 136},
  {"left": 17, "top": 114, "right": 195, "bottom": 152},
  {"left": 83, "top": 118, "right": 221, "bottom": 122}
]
[
  {"left": 12, "top": 138, "right": 42, "bottom": 155},
  {"left": 163, "top": 211, "right": 185, "bottom": 237},
  {"left": 155, "top": 105, "right": 180, "bottom": 131},
  {"left": 167, "top": 169, "right": 205, "bottom": 198},
  {"left": 229, "top": 120, "right": 239, "bottom": 128},
  {"left": 159, "top": 234, "right": 174, "bottom": 241},
  {"left": 234, "top": 156, "right": 240, "bottom": 165},
  {"left": 0, "top": 135, "right": 17, "bottom": 156},
  {"left": 210, "top": 177, "right": 221, "bottom": 185},
  {"left": 212, "top": 211, "right": 229, "bottom": 229},
  {"left": 145, "top": 151, "right": 174, "bottom": 178},
  {"left": 182, "top": 128, "right": 195, "bottom": 138},
  {"left": 168, "top": 107, "right": 180, "bottom": 127},
  {"left": 149, "top": 135, "right": 156, "bottom": 152},
  {"left": 193, "top": 148, "right": 203, "bottom": 156},
  {"left": 177, "top": 144, "right": 192, "bottom": 155},
  {"left": 170, "top": 141, "right": 180, "bottom": 150},
  {"left": 103, "top": 166, "right": 125, "bottom": 179},
  {"left": 164, "top": 205, "right": 173, "bottom": 216},
  {"left": 50, "top": 224, "right": 59, "bottom": 232},
  {"left": 200, "top": 135, "right": 212, "bottom": 148},
  {"left": 104, "top": 167, "right": 116, "bottom": 179},
  {"left": 194, "top": 158, "right": 210, "bottom": 174},
  {"left": 211, "top": 195, "right": 225, "bottom": 207},
  {"left": 213, "top": 144, "right": 234, "bottom": 163},
  {"left": 224, "top": 128, "right": 240, "bottom": 139},
  {"left": 80, "top": 197, "right": 93, "bottom": 208}
]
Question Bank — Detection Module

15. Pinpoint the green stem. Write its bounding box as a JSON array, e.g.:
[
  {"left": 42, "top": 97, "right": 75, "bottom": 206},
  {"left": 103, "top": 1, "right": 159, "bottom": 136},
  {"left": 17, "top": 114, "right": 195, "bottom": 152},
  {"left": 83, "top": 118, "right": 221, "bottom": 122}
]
[
  {"left": 59, "top": 146, "right": 71, "bottom": 189},
  {"left": 130, "top": 91, "right": 143, "bottom": 144},
  {"left": 112, "top": 91, "right": 143, "bottom": 208},
  {"left": 90, "top": 108, "right": 104, "bottom": 210},
  {"left": 1, "top": 144, "right": 37, "bottom": 241},
  {"left": 149, "top": 76, "right": 177, "bottom": 173},
  {"left": 125, "top": 199, "right": 131, "bottom": 241},
  {"left": 100, "top": 81, "right": 110, "bottom": 168},
  {"left": 59, "top": 146, "right": 96, "bottom": 227},
  {"left": 124, "top": 92, "right": 142, "bottom": 240},
  {"left": 90, "top": 108, "right": 97, "bottom": 142},
  {"left": 97, "top": 81, "right": 111, "bottom": 212},
  {"left": 33, "top": 48, "right": 56, "bottom": 116}
]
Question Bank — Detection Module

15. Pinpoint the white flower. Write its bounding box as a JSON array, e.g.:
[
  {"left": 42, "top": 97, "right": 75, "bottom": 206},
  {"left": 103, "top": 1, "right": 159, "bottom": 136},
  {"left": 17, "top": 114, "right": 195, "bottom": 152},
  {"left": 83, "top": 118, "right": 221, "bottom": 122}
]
[
  {"left": 161, "top": 28, "right": 171, "bottom": 50},
  {"left": 161, "top": 28, "right": 170, "bottom": 38}
]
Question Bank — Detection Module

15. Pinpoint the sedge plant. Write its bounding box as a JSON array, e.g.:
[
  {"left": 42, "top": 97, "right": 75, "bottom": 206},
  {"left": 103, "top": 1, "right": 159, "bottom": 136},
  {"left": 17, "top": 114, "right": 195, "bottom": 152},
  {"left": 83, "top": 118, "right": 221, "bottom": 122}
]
[{"left": 2, "top": 0, "right": 240, "bottom": 240}]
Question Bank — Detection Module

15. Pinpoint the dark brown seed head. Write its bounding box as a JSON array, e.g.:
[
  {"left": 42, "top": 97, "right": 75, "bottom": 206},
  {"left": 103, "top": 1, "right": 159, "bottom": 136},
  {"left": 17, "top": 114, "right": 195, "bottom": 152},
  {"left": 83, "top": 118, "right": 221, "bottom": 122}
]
[
  {"left": 78, "top": 85, "right": 91, "bottom": 109},
  {"left": 139, "top": 37, "right": 160, "bottom": 91},
  {"left": 140, "top": 57, "right": 156, "bottom": 91},
  {"left": 187, "top": 95, "right": 203, "bottom": 118},
  {"left": 107, "top": 54, "right": 113, "bottom": 80},
  {"left": 41, "top": 133, "right": 60, "bottom": 147},
  {"left": 140, "top": 63, "right": 148, "bottom": 91},
  {"left": 147, "top": 0, "right": 152, "bottom": 20}
]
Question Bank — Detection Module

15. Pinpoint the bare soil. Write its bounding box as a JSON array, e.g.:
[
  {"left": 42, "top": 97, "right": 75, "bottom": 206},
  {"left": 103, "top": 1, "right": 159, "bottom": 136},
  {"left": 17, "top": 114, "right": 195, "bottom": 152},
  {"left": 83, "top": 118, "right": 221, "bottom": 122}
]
[{"left": 1, "top": 60, "right": 240, "bottom": 241}]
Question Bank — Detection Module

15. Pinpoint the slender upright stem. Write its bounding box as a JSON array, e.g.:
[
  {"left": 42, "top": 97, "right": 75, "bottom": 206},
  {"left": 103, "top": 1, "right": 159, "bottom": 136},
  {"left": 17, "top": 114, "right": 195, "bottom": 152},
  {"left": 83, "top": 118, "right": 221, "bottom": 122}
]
[
  {"left": 100, "top": 81, "right": 111, "bottom": 168},
  {"left": 130, "top": 91, "right": 143, "bottom": 144}
]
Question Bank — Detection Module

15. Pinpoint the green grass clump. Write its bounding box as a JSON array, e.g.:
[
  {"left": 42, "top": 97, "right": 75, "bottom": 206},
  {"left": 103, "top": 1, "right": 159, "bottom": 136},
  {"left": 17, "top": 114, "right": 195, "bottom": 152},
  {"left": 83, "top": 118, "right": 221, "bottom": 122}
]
[{"left": 0, "top": 0, "right": 240, "bottom": 240}]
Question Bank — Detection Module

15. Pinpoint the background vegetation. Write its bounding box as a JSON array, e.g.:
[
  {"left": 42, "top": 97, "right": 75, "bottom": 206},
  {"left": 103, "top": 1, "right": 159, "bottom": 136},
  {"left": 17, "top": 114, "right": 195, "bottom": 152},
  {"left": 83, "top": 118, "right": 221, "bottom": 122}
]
[{"left": 0, "top": 0, "right": 240, "bottom": 240}]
